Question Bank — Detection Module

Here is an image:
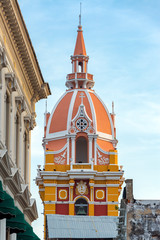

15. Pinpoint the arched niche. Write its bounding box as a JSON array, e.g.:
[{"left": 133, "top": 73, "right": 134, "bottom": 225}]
[
  {"left": 75, "top": 198, "right": 88, "bottom": 215},
  {"left": 78, "top": 61, "right": 83, "bottom": 72},
  {"left": 76, "top": 137, "right": 88, "bottom": 163}
]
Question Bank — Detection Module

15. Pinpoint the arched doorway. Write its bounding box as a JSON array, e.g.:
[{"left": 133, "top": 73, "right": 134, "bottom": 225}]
[
  {"left": 75, "top": 198, "right": 88, "bottom": 215},
  {"left": 76, "top": 137, "right": 88, "bottom": 163}
]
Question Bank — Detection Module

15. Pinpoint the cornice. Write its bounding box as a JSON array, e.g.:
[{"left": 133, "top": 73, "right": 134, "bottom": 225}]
[{"left": 0, "top": 0, "right": 51, "bottom": 101}]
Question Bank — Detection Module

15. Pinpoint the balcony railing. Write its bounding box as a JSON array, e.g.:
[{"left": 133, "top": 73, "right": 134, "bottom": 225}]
[
  {"left": 67, "top": 73, "right": 93, "bottom": 81},
  {"left": 70, "top": 159, "right": 94, "bottom": 171}
]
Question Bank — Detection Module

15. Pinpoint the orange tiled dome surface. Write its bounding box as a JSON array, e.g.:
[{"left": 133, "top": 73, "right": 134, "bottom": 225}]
[{"left": 46, "top": 89, "right": 114, "bottom": 137}]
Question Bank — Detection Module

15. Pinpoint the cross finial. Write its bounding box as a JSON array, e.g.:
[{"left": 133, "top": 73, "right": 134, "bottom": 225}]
[
  {"left": 79, "top": 2, "right": 82, "bottom": 26},
  {"left": 79, "top": 92, "right": 85, "bottom": 105}
]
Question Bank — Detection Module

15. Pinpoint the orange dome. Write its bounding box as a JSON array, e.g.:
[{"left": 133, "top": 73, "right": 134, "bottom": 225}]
[
  {"left": 46, "top": 89, "right": 116, "bottom": 152},
  {"left": 44, "top": 24, "right": 117, "bottom": 163}
]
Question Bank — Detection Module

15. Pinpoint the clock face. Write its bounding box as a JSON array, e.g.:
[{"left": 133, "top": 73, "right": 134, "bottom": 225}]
[{"left": 76, "top": 118, "right": 88, "bottom": 131}]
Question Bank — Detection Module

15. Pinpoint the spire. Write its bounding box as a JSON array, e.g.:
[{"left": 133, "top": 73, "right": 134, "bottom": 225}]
[
  {"left": 66, "top": 11, "right": 94, "bottom": 90},
  {"left": 73, "top": 4, "right": 86, "bottom": 56}
]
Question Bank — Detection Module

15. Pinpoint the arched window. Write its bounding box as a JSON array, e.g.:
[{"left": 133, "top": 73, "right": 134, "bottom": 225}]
[
  {"left": 76, "top": 137, "right": 87, "bottom": 163},
  {"left": 75, "top": 198, "right": 88, "bottom": 215},
  {"left": 78, "top": 62, "right": 83, "bottom": 72}
]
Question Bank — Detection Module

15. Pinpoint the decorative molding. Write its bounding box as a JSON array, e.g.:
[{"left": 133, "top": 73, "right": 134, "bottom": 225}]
[
  {"left": 67, "top": 90, "right": 77, "bottom": 131},
  {"left": 0, "top": 46, "right": 8, "bottom": 68},
  {"left": 95, "top": 190, "right": 105, "bottom": 200},
  {"left": 97, "top": 150, "right": 109, "bottom": 165},
  {"left": 58, "top": 189, "right": 68, "bottom": 200},
  {"left": 75, "top": 180, "right": 88, "bottom": 195},
  {"left": 0, "top": 0, "right": 51, "bottom": 100},
  {"left": 97, "top": 132, "right": 113, "bottom": 140},
  {"left": 97, "top": 144, "right": 117, "bottom": 155},
  {"left": 54, "top": 150, "right": 67, "bottom": 165},
  {"left": 46, "top": 144, "right": 67, "bottom": 155}
]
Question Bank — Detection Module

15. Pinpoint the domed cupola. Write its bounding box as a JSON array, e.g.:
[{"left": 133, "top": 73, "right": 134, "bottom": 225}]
[{"left": 44, "top": 21, "right": 118, "bottom": 166}]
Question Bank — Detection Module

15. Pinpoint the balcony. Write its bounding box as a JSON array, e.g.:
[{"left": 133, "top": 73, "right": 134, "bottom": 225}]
[{"left": 66, "top": 73, "right": 93, "bottom": 81}]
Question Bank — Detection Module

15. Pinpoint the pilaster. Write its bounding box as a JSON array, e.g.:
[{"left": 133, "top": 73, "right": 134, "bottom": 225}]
[
  {"left": 94, "top": 137, "right": 97, "bottom": 165},
  {"left": 0, "top": 67, "right": 8, "bottom": 144},
  {"left": 0, "top": 219, "right": 6, "bottom": 240},
  {"left": 89, "top": 179, "right": 94, "bottom": 216},
  {"left": 69, "top": 179, "right": 75, "bottom": 215},
  {"left": 88, "top": 136, "right": 93, "bottom": 163},
  {"left": 71, "top": 135, "right": 76, "bottom": 163},
  {"left": 67, "top": 137, "right": 70, "bottom": 164},
  {"left": 9, "top": 91, "right": 18, "bottom": 162}
]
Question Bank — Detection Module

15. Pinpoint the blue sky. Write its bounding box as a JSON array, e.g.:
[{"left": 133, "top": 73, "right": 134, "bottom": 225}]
[{"left": 19, "top": 0, "right": 160, "bottom": 238}]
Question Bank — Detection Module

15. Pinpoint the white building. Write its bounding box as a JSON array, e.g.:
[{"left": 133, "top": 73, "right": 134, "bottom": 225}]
[{"left": 0, "top": 0, "right": 51, "bottom": 239}]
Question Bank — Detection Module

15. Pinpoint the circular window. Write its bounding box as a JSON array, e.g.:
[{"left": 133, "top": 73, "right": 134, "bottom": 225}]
[{"left": 76, "top": 118, "right": 88, "bottom": 131}]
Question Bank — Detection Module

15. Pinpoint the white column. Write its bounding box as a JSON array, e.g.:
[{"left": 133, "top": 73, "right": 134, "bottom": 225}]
[
  {"left": 22, "top": 131, "right": 26, "bottom": 181},
  {"left": 82, "top": 61, "right": 84, "bottom": 72},
  {"left": 88, "top": 136, "right": 93, "bottom": 163},
  {"left": 18, "top": 111, "right": 26, "bottom": 175},
  {"left": 72, "top": 61, "right": 74, "bottom": 73},
  {"left": 25, "top": 132, "right": 30, "bottom": 185},
  {"left": 67, "top": 137, "right": 70, "bottom": 165},
  {"left": 9, "top": 91, "right": 18, "bottom": 161},
  {"left": 4, "top": 93, "right": 7, "bottom": 144},
  {"left": 28, "top": 131, "right": 31, "bottom": 188},
  {"left": 75, "top": 80, "right": 78, "bottom": 88},
  {"left": 0, "top": 67, "right": 8, "bottom": 144},
  {"left": 94, "top": 137, "right": 97, "bottom": 165},
  {"left": 71, "top": 135, "right": 76, "bottom": 163},
  {"left": 10, "top": 233, "right": 17, "bottom": 240},
  {"left": 76, "top": 60, "right": 78, "bottom": 72},
  {"left": 0, "top": 219, "right": 6, "bottom": 240}
]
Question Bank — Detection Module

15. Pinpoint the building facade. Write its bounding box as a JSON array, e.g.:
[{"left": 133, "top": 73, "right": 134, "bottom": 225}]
[
  {"left": 0, "top": 0, "right": 50, "bottom": 239},
  {"left": 117, "top": 180, "right": 160, "bottom": 240},
  {"left": 36, "top": 21, "right": 124, "bottom": 239}
]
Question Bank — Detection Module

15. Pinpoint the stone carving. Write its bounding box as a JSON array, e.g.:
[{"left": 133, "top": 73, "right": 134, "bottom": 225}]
[{"left": 75, "top": 180, "right": 88, "bottom": 195}]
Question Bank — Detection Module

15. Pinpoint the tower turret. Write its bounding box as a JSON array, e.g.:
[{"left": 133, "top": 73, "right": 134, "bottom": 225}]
[{"left": 66, "top": 24, "right": 94, "bottom": 89}]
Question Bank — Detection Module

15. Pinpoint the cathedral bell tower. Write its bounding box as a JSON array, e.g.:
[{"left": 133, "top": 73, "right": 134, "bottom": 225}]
[
  {"left": 66, "top": 24, "right": 94, "bottom": 90},
  {"left": 36, "top": 19, "right": 124, "bottom": 240}
]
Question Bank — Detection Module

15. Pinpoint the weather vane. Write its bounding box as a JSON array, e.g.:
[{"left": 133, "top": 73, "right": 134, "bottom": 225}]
[{"left": 79, "top": 2, "right": 82, "bottom": 26}]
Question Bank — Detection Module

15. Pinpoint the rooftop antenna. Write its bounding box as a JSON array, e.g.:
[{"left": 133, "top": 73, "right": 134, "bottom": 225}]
[{"left": 79, "top": 2, "right": 82, "bottom": 26}]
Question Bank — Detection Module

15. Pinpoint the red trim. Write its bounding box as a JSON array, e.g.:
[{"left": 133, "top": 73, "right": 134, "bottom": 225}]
[
  {"left": 56, "top": 204, "right": 69, "bottom": 215},
  {"left": 94, "top": 205, "right": 108, "bottom": 216}
]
